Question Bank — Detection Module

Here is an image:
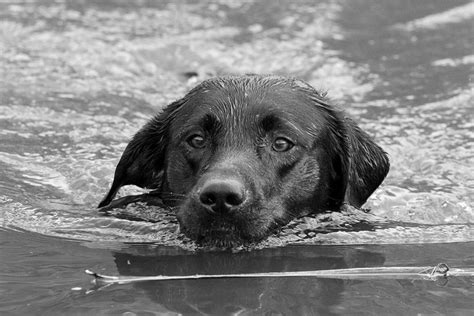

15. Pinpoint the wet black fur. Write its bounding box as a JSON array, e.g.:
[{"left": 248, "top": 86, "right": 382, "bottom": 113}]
[{"left": 99, "top": 75, "right": 389, "bottom": 247}]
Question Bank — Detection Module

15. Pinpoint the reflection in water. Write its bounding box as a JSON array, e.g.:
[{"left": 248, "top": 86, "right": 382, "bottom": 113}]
[
  {"left": 75, "top": 243, "right": 473, "bottom": 315},
  {"left": 108, "top": 246, "right": 385, "bottom": 314}
]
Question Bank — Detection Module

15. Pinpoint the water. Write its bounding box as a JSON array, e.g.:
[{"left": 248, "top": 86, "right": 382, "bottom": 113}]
[{"left": 1, "top": 0, "right": 473, "bottom": 314}]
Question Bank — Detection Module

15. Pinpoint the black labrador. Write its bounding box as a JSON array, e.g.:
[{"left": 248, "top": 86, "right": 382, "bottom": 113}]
[{"left": 98, "top": 75, "right": 389, "bottom": 247}]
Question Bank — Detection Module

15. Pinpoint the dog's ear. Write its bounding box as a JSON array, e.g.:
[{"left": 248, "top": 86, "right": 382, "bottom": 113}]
[
  {"left": 343, "top": 118, "right": 390, "bottom": 207},
  {"left": 98, "top": 99, "right": 183, "bottom": 208},
  {"left": 319, "top": 106, "right": 351, "bottom": 210},
  {"left": 311, "top": 97, "right": 389, "bottom": 209}
]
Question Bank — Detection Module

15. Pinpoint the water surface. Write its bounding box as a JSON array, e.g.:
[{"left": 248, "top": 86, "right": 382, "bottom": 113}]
[{"left": 1, "top": 0, "right": 473, "bottom": 314}]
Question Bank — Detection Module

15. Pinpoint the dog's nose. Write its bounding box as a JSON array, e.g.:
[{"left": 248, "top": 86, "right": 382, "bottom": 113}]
[{"left": 199, "top": 178, "right": 246, "bottom": 213}]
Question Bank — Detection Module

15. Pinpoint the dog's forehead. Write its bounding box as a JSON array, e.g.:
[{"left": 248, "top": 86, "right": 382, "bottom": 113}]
[{"left": 182, "top": 80, "right": 320, "bottom": 124}]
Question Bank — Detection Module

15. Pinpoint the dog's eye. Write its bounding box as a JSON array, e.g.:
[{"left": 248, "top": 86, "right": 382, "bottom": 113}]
[
  {"left": 187, "top": 134, "right": 206, "bottom": 148},
  {"left": 272, "top": 137, "right": 294, "bottom": 152}
]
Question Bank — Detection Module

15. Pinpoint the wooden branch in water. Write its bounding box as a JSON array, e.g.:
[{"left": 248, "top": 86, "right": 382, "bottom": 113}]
[{"left": 86, "top": 263, "right": 473, "bottom": 285}]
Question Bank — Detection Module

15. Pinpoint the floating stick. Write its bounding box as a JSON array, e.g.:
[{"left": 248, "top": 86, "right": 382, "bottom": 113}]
[{"left": 85, "top": 263, "right": 473, "bottom": 286}]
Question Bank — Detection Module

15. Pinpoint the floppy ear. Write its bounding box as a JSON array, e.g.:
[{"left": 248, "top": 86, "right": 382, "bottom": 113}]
[
  {"left": 318, "top": 106, "right": 351, "bottom": 210},
  {"left": 311, "top": 96, "right": 389, "bottom": 209},
  {"left": 98, "top": 100, "right": 183, "bottom": 208},
  {"left": 343, "top": 118, "right": 390, "bottom": 207}
]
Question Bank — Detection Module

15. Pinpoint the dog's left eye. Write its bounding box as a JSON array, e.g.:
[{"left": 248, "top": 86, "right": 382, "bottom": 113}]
[
  {"left": 272, "top": 137, "right": 294, "bottom": 152},
  {"left": 187, "top": 135, "right": 206, "bottom": 148}
]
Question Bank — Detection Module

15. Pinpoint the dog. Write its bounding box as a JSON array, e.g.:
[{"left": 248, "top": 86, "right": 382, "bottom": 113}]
[{"left": 98, "top": 75, "right": 389, "bottom": 247}]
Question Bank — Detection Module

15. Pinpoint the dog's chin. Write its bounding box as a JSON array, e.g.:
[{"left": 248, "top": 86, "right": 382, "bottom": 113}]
[
  {"left": 197, "top": 232, "right": 244, "bottom": 249},
  {"left": 183, "top": 219, "right": 265, "bottom": 250}
]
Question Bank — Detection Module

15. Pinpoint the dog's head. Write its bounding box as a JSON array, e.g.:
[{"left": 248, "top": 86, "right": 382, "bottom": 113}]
[{"left": 99, "top": 75, "right": 389, "bottom": 247}]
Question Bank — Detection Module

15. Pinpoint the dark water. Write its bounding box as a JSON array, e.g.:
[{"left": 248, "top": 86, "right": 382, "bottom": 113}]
[{"left": 1, "top": 0, "right": 473, "bottom": 314}]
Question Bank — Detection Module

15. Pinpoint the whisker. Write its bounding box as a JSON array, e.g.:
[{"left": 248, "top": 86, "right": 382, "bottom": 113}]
[
  {"left": 149, "top": 191, "right": 187, "bottom": 198},
  {"left": 161, "top": 198, "right": 186, "bottom": 203}
]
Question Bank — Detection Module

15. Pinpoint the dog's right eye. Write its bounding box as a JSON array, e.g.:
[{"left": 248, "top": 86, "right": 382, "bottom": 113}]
[
  {"left": 187, "top": 134, "right": 206, "bottom": 149},
  {"left": 272, "top": 137, "right": 294, "bottom": 152}
]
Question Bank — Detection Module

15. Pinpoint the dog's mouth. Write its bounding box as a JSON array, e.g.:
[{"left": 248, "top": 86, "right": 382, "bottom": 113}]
[{"left": 177, "top": 200, "right": 280, "bottom": 249}]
